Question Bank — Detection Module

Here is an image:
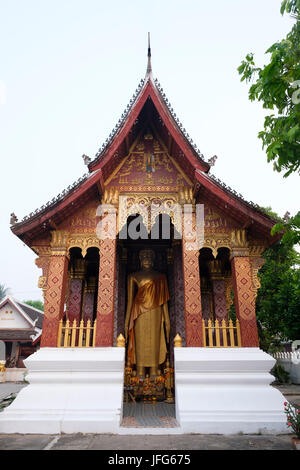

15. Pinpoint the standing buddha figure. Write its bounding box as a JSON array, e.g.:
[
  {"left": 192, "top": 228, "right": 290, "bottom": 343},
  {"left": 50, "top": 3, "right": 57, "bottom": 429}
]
[{"left": 125, "top": 249, "right": 170, "bottom": 379}]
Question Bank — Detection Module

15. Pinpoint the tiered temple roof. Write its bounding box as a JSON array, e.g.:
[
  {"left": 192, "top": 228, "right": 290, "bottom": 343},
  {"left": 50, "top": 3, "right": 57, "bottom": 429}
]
[{"left": 10, "top": 42, "right": 279, "bottom": 247}]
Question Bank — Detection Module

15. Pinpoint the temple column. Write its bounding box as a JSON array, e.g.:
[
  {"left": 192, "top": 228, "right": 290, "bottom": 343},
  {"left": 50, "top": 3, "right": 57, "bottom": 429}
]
[
  {"left": 173, "top": 241, "right": 186, "bottom": 344},
  {"left": 113, "top": 248, "right": 121, "bottom": 345},
  {"left": 230, "top": 230, "right": 259, "bottom": 347},
  {"left": 41, "top": 231, "right": 69, "bottom": 347},
  {"left": 207, "top": 260, "right": 228, "bottom": 322},
  {"left": 224, "top": 271, "right": 234, "bottom": 317},
  {"left": 67, "top": 258, "right": 86, "bottom": 323},
  {"left": 95, "top": 238, "right": 117, "bottom": 346},
  {"left": 95, "top": 204, "right": 117, "bottom": 347},
  {"left": 182, "top": 205, "right": 203, "bottom": 346},
  {"left": 118, "top": 247, "right": 127, "bottom": 339}
]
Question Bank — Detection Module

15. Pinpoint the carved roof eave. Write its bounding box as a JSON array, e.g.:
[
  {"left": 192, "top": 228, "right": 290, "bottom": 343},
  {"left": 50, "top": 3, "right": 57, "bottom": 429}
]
[
  {"left": 195, "top": 169, "right": 281, "bottom": 240},
  {"left": 11, "top": 169, "right": 103, "bottom": 241},
  {"left": 88, "top": 76, "right": 211, "bottom": 175},
  {"left": 10, "top": 76, "right": 281, "bottom": 246},
  {"left": 85, "top": 76, "right": 280, "bottom": 238}
]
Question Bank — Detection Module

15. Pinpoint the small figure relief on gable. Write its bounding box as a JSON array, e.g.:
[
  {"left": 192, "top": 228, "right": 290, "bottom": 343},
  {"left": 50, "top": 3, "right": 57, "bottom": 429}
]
[
  {"left": 59, "top": 200, "right": 99, "bottom": 234},
  {"left": 106, "top": 133, "right": 191, "bottom": 191},
  {"left": 203, "top": 205, "right": 238, "bottom": 232},
  {"left": 0, "top": 305, "right": 30, "bottom": 329}
]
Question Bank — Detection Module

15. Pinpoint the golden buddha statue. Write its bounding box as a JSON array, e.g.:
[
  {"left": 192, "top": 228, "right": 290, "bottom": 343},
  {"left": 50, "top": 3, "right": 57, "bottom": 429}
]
[{"left": 125, "top": 249, "right": 170, "bottom": 379}]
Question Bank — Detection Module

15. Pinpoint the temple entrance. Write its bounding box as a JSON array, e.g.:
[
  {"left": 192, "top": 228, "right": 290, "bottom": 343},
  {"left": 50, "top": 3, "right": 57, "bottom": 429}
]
[
  {"left": 117, "top": 214, "right": 180, "bottom": 427},
  {"left": 199, "top": 247, "right": 232, "bottom": 322},
  {"left": 122, "top": 401, "right": 178, "bottom": 428},
  {"left": 56, "top": 247, "right": 99, "bottom": 348}
]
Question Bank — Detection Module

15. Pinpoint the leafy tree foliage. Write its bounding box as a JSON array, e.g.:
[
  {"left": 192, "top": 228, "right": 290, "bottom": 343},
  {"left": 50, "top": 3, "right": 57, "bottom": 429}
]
[
  {"left": 238, "top": 0, "right": 300, "bottom": 177},
  {"left": 271, "top": 211, "right": 300, "bottom": 245},
  {"left": 229, "top": 204, "right": 300, "bottom": 350},
  {"left": 256, "top": 240, "right": 300, "bottom": 350},
  {"left": 258, "top": 206, "right": 284, "bottom": 222},
  {"left": 238, "top": 0, "right": 300, "bottom": 245},
  {"left": 23, "top": 300, "right": 44, "bottom": 311}
]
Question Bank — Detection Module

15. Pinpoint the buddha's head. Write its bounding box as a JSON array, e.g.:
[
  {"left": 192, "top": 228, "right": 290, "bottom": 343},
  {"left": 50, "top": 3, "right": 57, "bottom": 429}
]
[{"left": 139, "top": 249, "right": 155, "bottom": 270}]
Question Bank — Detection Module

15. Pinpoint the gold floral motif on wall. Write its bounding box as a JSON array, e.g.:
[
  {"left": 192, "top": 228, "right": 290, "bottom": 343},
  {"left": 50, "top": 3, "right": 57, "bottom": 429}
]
[
  {"left": 118, "top": 193, "right": 181, "bottom": 234},
  {"left": 201, "top": 205, "right": 239, "bottom": 232},
  {"left": 105, "top": 130, "right": 192, "bottom": 190},
  {"left": 58, "top": 201, "right": 99, "bottom": 234},
  {"left": 201, "top": 235, "right": 232, "bottom": 258},
  {"left": 67, "top": 234, "right": 101, "bottom": 258}
]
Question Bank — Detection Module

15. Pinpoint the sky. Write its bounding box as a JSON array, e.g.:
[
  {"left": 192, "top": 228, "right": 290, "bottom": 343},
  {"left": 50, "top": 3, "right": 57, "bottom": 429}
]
[{"left": 0, "top": 0, "right": 299, "bottom": 302}]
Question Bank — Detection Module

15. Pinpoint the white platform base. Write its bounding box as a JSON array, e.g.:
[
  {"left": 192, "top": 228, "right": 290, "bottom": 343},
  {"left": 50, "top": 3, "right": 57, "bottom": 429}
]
[
  {"left": 0, "top": 347, "right": 289, "bottom": 435},
  {"left": 174, "top": 347, "right": 288, "bottom": 435},
  {"left": 0, "top": 347, "right": 125, "bottom": 434}
]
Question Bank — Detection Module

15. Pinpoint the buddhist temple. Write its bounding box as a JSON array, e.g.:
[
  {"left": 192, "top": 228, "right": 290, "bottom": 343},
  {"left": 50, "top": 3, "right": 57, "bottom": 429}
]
[
  {"left": 0, "top": 37, "right": 287, "bottom": 435},
  {"left": 0, "top": 296, "right": 43, "bottom": 368}
]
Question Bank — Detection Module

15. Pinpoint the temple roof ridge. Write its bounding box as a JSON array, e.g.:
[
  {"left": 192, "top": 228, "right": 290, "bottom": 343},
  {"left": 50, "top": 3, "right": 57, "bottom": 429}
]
[
  {"left": 92, "top": 77, "right": 145, "bottom": 163},
  {"left": 15, "top": 171, "right": 91, "bottom": 225},
  {"left": 199, "top": 169, "right": 280, "bottom": 223},
  {"left": 10, "top": 46, "right": 280, "bottom": 241},
  {"left": 153, "top": 78, "right": 207, "bottom": 164},
  {"left": 89, "top": 75, "right": 208, "bottom": 170},
  {"left": 87, "top": 35, "right": 209, "bottom": 170}
]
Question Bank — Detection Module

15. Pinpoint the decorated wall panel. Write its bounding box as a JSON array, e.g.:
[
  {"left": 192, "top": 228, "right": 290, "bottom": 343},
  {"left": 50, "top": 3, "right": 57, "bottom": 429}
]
[
  {"left": 59, "top": 200, "right": 99, "bottom": 234},
  {"left": 231, "top": 256, "right": 259, "bottom": 347},
  {"left": 41, "top": 254, "right": 68, "bottom": 347},
  {"left": 105, "top": 131, "right": 192, "bottom": 193}
]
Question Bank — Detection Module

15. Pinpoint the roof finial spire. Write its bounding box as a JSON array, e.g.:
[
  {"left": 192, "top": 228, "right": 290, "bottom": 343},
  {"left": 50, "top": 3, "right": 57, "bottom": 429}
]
[{"left": 146, "top": 32, "right": 152, "bottom": 77}]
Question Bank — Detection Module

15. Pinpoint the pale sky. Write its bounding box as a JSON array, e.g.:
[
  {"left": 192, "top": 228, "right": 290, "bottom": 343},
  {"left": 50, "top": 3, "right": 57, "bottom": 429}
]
[{"left": 0, "top": 0, "right": 299, "bottom": 302}]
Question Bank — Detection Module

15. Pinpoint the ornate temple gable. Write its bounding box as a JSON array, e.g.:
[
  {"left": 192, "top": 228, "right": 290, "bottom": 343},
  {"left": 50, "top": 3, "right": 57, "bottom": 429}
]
[
  {"left": 89, "top": 79, "right": 210, "bottom": 181},
  {"left": 58, "top": 200, "right": 99, "bottom": 234},
  {"left": 105, "top": 130, "right": 192, "bottom": 193},
  {"left": 54, "top": 199, "right": 102, "bottom": 257},
  {"left": 201, "top": 201, "right": 240, "bottom": 234},
  {"left": 194, "top": 170, "right": 279, "bottom": 241},
  {"left": 31, "top": 234, "right": 52, "bottom": 251},
  {"left": 10, "top": 61, "right": 281, "bottom": 249},
  {"left": 11, "top": 170, "right": 102, "bottom": 244}
]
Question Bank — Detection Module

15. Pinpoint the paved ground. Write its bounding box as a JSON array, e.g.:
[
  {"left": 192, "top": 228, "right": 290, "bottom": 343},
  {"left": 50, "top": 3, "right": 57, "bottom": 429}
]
[
  {"left": 273, "top": 384, "right": 300, "bottom": 407},
  {"left": 0, "top": 382, "right": 299, "bottom": 451},
  {"left": 0, "top": 432, "right": 295, "bottom": 451},
  {"left": 122, "top": 402, "right": 178, "bottom": 427},
  {"left": 0, "top": 382, "right": 27, "bottom": 401}
]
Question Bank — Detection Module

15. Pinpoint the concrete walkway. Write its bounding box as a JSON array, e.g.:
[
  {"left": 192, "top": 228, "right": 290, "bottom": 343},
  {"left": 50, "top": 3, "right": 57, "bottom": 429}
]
[
  {"left": 0, "top": 382, "right": 299, "bottom": 450},
  {"left": 0, "top": 382, "right": 27, "bottom": 401},
  {"left": 0, "top": 433, "right": 295, "bottom": 450}
]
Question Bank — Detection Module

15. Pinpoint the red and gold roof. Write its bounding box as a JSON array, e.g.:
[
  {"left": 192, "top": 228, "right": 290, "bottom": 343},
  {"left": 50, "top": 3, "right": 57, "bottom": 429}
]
[{"left": 10, "top": 52, "right": 279, "bottom": 247}]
